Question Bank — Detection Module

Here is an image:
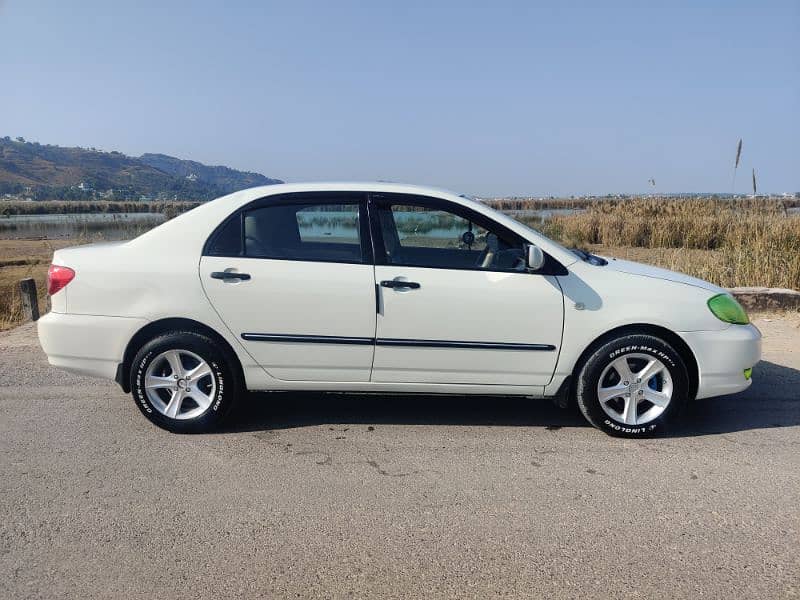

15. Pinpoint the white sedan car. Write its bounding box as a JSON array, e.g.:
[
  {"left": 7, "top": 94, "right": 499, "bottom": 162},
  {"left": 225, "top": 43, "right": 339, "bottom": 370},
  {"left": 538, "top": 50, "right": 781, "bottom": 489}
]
[{"left": 38, "top": 183, "right": 761, "bottom": 437}]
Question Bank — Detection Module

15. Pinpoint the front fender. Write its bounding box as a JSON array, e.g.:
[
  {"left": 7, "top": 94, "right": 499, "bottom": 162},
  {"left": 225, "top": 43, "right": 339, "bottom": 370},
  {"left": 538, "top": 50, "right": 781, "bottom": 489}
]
[{"left": 553, "top": 265, "right": 726, "bottom": 381}]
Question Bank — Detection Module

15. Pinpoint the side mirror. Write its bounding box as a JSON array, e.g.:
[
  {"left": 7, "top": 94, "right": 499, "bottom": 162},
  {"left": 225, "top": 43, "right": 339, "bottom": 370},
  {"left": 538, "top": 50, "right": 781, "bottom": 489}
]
[{"left": 525, "top": 244, "right": 545, "bottom": 271}]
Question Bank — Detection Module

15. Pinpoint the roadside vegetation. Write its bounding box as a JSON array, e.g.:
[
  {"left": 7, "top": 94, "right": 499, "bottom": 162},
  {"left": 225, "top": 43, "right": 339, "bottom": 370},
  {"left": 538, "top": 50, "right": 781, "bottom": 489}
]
[
  {"left": 0, "top": 240, "right": 71, "bottom": 330},
  {"left": 0, "top": 200, "right": 200, "bottom": 218},
  {"left": 530, "top": 199, "right": 800, "bottom": 291},
  {"left": 484, "top": 196, "right": 800, "bottom": 212}
]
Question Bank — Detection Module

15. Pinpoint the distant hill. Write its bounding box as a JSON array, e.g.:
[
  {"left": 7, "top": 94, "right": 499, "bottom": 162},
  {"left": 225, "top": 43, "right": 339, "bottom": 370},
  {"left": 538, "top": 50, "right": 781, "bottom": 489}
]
[{"left": 0, "top": 137, "right": 282, "bottom": 201}]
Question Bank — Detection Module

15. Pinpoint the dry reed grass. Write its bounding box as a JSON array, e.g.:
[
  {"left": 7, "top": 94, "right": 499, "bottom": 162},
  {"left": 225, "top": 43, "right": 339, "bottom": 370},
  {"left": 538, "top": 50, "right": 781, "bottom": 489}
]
[
  {"left": 534, "top": 199, "right": 800, "bottom": 290},
  {"left": 0, "top": 200, "right": 200, "bottom": 218},
  {"left": 0, "top": 239, "right": 73, "bottom": 330},
  {"left": 0, "top": 263, "right": 49, "bottom": 329}
]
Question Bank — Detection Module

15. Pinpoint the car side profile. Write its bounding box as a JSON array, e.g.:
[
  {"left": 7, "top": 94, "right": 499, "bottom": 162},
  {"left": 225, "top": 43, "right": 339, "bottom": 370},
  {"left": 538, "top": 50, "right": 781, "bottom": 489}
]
[{"left": 37, "top": 183, "right": 761, "bottom": 437}]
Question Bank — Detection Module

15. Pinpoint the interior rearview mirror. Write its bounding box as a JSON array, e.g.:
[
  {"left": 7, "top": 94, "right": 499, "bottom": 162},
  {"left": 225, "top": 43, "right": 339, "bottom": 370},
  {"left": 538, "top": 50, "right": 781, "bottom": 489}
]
[{"left": 525, "top": 244, "right": 545, "bottom": 271}]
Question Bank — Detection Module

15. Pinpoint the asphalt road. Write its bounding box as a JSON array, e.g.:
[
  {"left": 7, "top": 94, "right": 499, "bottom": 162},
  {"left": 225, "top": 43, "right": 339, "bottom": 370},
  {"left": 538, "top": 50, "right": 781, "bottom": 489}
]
[{"left": 1, "top": 315, "right": 799, "bottom": 599}]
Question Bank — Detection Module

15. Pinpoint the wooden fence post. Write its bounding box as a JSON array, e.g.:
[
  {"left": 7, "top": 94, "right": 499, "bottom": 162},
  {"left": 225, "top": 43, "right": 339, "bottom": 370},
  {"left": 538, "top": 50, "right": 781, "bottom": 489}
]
[{"left": 19, "top": 278, "right": 40, "bottom": 322}]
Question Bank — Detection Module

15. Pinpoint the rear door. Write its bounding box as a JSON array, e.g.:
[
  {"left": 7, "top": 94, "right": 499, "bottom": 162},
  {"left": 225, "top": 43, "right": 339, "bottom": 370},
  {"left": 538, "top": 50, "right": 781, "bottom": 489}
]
[
  {"left": 370, "top": 194, "right": 564, "bottom": 386},
  {"left": 200, "top": 192, "right": 376, "bottom": 382}
]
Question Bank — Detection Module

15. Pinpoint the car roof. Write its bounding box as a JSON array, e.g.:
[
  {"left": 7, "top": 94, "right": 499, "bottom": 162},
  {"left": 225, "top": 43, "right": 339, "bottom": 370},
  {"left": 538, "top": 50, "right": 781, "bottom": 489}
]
[{"left": 230, "top": 181, "right": 466, "bottom": 203}]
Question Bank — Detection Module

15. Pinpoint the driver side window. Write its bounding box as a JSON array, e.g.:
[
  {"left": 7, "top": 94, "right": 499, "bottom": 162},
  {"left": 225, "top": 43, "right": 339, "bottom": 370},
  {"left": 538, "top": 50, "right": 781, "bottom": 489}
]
[{"left": 377, "top": 202, "right": 525, "bottom": 271}]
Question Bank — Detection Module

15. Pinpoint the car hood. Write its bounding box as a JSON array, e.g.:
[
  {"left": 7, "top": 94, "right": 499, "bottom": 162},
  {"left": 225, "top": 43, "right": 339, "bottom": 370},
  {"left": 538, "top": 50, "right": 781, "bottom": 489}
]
[{"left": 599, "top": 256, "right": 726, "bottom": 294}]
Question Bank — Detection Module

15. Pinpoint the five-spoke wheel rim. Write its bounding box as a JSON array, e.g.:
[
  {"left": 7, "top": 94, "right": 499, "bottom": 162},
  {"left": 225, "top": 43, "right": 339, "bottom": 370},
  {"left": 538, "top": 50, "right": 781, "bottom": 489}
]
[
  {"left": 596, "top": 353, "right": 673, "bottom": 426},
  {"left": 144, "top": 349, "right": 216, "bottom": 420}
]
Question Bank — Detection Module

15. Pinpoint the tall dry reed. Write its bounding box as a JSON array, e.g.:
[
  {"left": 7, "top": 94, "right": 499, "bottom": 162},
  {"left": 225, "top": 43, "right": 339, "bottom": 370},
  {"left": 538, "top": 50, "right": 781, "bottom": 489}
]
[{"left": 533, "top": 199, "right": 800, "bottom": 290}]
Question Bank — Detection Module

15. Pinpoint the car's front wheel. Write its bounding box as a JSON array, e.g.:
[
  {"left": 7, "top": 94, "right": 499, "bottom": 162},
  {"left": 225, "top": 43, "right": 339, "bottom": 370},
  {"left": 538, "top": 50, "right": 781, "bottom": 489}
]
[
  {"left": 575, "top": 333, "right": 690, "bottom": 437},
  {"left": 130, "top": 331, "right": 238, "bottom": 433}
]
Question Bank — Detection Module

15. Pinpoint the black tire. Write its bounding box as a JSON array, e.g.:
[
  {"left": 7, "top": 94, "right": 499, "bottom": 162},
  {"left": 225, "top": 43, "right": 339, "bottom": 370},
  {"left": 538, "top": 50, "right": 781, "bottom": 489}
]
[
  {"left": 575, "top": 334, "right": 689, "bottom": 437},
  {"left": 130, "top": 331, "right": 239, "bottom": 433}
]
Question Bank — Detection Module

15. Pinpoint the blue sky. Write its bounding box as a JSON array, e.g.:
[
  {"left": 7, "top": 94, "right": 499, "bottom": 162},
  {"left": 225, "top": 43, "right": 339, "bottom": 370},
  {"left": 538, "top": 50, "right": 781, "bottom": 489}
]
[{"left": 1, "top": 0, "right": 797, "bottom": 195}]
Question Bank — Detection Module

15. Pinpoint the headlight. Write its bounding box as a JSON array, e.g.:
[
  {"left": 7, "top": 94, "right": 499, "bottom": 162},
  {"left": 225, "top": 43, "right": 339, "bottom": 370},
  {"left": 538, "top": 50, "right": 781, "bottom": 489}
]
[{"left": 707, "top": 293, "right": 750, "bottom": 325}]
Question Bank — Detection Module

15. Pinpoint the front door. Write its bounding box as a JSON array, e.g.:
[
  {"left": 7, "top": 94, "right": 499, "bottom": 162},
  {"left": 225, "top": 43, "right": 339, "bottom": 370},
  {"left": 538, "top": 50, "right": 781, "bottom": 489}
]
[
  {"left": 370, "top": 194, "right": 564, "bottom": 386},
  {"left": 200, "top": 193, "right": 376, "bottom": 382}
]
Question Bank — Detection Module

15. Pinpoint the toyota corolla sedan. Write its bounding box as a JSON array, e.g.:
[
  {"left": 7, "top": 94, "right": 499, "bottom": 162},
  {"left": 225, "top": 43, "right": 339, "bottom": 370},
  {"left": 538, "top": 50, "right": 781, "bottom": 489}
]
[{"left": 37, "top": 183, "right": 761, "bottom": 436}]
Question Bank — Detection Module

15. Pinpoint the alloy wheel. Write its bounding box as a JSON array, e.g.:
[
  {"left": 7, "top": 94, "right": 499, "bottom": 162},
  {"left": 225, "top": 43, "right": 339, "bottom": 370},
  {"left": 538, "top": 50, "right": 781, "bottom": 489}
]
[
  {"left": 596, "top": 353, "right": 673, "bottom": 426},
  {"left": 143, "top": 349, "right": 216, "bottom": 420}
]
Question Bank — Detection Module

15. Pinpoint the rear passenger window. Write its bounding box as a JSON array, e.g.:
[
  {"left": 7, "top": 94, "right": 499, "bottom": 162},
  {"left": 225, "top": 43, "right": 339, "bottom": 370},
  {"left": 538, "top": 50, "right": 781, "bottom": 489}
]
[
  {"left": 207, "top": 215, "right": 242, "bottom": 256},
  {"left": 243, "top": 201, "right": 363, "bottom": 263}
]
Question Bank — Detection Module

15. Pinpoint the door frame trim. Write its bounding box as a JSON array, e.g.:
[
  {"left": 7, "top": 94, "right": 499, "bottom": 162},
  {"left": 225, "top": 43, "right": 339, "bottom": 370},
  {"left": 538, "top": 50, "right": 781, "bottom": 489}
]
[
  {"left": 241, "top": 333, "right": 374, "bottom": 345},
  {"left": 241, "top": 333, "right": 556, "bottom": 351},
  {"left": 376, "top": 338, "right": 556, "bottom": 351}
]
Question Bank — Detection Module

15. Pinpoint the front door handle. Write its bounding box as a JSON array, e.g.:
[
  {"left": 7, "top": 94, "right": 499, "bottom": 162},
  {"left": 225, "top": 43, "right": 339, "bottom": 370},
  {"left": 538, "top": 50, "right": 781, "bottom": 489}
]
[
  {"left": 380, "top": 279, "right": 420, "bottom": 289},
  {"left": 211, "top": 271, "right": 251, "bottom": 281}
]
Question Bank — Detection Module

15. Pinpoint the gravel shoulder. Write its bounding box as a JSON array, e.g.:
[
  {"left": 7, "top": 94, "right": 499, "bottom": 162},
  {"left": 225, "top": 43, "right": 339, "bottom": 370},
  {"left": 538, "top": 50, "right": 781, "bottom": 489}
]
[{"left": 1, "top": 314, "right": 798, "bottom": 599}]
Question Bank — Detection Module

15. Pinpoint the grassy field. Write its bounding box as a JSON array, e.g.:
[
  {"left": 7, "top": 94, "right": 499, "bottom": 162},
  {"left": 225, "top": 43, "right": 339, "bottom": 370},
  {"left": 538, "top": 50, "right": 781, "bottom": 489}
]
[
  {"left": 0, "top": 198, "right": 798, "bottom": 330},
  {"left": 484, "top": 195, "right": 800, "bottom": 212},
  {"left": 4, "top": 197, "right": 798, "bottom": 216},
  {"left": 0, "top": 239, "right": 73, "bottom": 329},
  {"left": 532, "top": 199, "right": 800, "bottom": 290},
  {"left": 0, "top": 200, "right": 200, "bottom": 218}
]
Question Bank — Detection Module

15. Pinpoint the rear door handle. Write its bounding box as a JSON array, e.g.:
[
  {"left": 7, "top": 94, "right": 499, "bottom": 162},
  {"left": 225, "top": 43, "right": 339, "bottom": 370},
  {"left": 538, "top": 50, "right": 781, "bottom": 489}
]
[
  {"left": 211, "top": 271, "right": 251, "bottom": 281},
  {"left": 380, "top": 279, "right": 420, "bottom": 289}
]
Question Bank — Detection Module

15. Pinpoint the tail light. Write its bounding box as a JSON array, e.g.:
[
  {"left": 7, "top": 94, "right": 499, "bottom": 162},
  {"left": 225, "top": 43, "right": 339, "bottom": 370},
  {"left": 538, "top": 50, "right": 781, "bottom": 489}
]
[{"left": 47, "top": 265, "right": 75, "bottom": 295}]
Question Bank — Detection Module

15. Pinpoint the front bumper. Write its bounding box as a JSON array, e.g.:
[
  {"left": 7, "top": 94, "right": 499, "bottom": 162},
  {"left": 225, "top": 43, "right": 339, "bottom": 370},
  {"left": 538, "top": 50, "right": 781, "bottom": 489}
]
[
  {"left": 679, "top": 323, "right": 762, "bottom": 400},
  {"left": 37, "top": 312, "right": 147, "bottom": 381}
]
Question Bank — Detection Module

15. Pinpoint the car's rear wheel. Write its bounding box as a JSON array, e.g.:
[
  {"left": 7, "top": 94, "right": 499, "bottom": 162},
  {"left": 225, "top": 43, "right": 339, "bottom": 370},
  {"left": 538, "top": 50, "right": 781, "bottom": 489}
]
[
  {"left": 130, "top": 331, "right": 238, "bottom": 433},
  {"left": 575, "top": 333, "right": 690, "bottom": 437}
]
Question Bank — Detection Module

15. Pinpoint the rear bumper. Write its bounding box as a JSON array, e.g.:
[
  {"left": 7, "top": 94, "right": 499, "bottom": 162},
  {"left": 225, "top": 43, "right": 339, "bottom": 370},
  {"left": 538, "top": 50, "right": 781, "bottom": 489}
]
[
  {"left": 679, "top": 323, "right": 762, "bottom": 400},
  {"left": 37, "top": 312, "right": 147, "bottom": 381}
]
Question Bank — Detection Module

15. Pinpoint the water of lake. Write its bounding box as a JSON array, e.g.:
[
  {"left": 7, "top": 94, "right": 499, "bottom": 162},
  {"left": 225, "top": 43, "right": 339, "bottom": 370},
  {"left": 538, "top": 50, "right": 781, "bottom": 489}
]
[{"left": 0, "top": 213, "right": 166, "bottom": 240}]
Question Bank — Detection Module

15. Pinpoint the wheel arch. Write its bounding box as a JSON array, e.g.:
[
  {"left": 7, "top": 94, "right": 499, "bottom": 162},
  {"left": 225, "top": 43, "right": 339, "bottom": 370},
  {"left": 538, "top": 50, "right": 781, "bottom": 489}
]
[
  {"left": 568, "top": 323, "right": 699, "bottom": 402},
  {"left": 117, "top": 317, "right": 245, "bottom": 393}
]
